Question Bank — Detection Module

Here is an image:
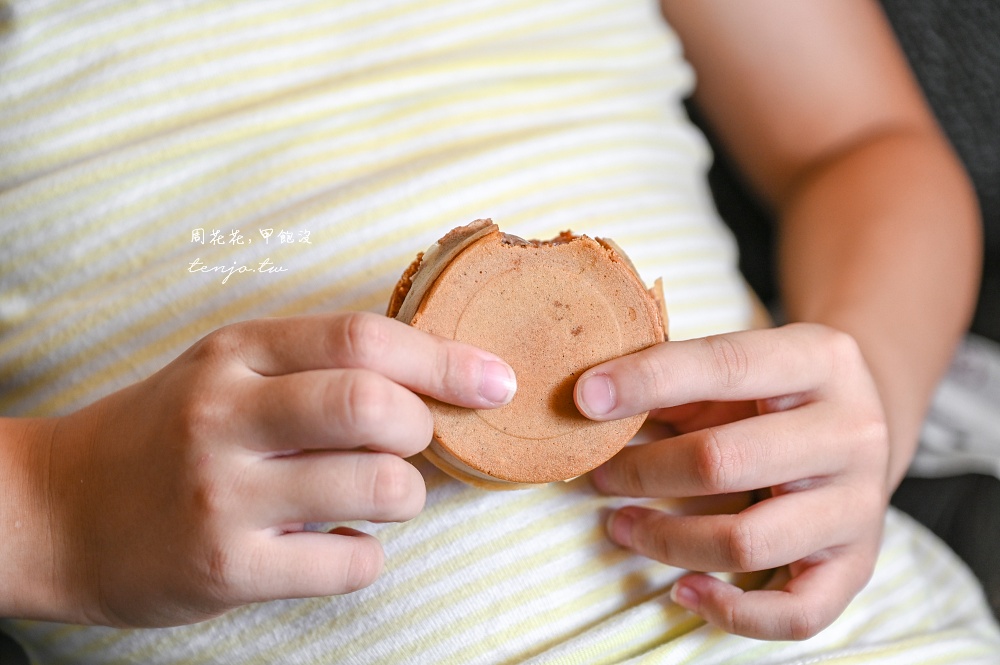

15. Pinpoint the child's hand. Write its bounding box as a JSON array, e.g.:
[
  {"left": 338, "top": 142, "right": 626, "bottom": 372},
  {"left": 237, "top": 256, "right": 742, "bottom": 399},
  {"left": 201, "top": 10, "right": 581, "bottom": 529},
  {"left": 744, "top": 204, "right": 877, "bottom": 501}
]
[
  {"left": 575, "top": 323, "right": 890, "bottom": 640},
  {"left": 43, "top": 312, "right": 516, "bottom": 627}
]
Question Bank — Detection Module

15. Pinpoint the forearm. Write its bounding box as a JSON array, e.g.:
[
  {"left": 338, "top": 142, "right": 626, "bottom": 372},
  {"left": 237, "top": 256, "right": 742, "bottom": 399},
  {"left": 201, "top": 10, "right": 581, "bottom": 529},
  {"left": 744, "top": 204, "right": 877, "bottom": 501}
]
[
  {"left": 777, "top": 128, "right": 981, "bottom": 488},
  {"left": 0, "top": 416, "right": 68, "bottom": 621}
]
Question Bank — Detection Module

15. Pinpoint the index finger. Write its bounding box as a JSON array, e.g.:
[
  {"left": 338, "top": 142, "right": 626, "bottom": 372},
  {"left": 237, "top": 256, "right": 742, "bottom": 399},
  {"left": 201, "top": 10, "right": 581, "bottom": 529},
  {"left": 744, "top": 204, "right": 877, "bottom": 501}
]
[
  {"left": 574, "top": 323, "right": 867, "bottom": 421},
  {"left": 196, "top": 312, "right": 517, "bottom": 409}
]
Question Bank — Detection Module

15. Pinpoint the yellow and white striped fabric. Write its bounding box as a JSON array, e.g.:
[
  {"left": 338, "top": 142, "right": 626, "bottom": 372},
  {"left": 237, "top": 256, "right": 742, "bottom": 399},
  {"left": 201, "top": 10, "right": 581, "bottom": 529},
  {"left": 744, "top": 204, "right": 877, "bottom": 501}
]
[{"left": 1, "top": 1, "right": 998, "bottom": 663}]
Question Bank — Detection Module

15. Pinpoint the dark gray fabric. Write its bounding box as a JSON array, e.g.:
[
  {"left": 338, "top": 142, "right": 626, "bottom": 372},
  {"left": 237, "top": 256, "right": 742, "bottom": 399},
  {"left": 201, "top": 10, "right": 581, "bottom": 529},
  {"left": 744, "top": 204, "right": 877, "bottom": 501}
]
[
  {"left": 0, "top": 630, "right": 28, "bottom": 665},
  {"left": 892, "top": 474, "right": 1000, "bottom": 620}
]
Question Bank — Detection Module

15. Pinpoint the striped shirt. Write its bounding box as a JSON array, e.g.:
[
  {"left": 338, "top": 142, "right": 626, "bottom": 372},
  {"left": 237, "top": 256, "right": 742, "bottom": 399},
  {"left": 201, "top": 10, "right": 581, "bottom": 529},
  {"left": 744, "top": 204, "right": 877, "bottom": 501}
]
[{"left": 2, "top": 1, "right": 998, "bottom": 662}]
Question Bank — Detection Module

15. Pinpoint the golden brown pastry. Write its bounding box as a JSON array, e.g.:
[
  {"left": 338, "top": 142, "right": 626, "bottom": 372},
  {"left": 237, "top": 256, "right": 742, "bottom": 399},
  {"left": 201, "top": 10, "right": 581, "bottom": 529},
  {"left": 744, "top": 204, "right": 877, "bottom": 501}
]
[{"left": 389, "top": 220, "right": 667, "bottom": 489}]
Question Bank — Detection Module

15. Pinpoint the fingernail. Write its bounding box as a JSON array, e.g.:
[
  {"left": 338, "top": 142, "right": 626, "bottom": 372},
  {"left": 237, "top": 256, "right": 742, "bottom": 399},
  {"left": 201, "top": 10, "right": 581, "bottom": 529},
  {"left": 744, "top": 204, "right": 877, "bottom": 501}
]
[
  {"left": 579, "top": 373, "right": 616, "bottom": 417},
  {"left": 480, "top": 360, "right": 517, "bottom": 405},
  {"left": 607, "top": 509, "right": 634, "bottom": 548},
  {"left": 670, "top": 583, "right": 700, "bottom": 612}
]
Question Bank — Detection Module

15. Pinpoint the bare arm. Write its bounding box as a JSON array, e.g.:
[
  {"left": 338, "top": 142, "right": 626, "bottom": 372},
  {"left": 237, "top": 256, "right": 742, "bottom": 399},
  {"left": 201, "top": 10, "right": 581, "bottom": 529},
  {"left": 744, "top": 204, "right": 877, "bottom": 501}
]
[
  {"left": 662, "top": 0, "right": 981, "bottom": 486},
  {"left": 0, "top": 418, "right": 62, "bottom": 620}
]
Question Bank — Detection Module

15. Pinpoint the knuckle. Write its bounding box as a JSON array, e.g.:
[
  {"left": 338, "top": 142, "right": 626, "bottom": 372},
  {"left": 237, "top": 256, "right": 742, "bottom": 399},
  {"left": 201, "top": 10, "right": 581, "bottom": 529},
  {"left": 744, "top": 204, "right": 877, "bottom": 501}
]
[
  {"left": 613, "top": 452, "right": 652, "bottom": 497},
  {"left": 725, "top": 603, "right": 759, "bottom": 638},
  {"left": 693, "top": 427, "right": 740, "bottom": 494},
  {"left": 849, "top": 399, "right": 888, "bottom": 440},
  {"left": 634, "top": 350, "right": 672, "bottom": 404},
  {"left": 202, "top": 539, "right": 243, "bottom": 595},
  {"left": 836, "top": 398, "right": 889, "bottom": 474},
  {"left": 436, "top": 344, "right": 478, "bottom": 402},
  {"left": 816, "top": 326, "right": 865, "bottom": 380},
  {"left": 341, "top": 539, "right": 384, "bottom": 593},
  {"left": 825, "top": 326, "right": 863, "bottom": 363},
  {"left": 340, "top": 370, "right": 392, "bottom": 437},
  {"left": 723, "top": 604, "right": 742, "bottom": 635},
  {"left": 647, "top": 531, "right": 673, "bottom": 564},
  {"left": 189, "top": 465, "right": 241, "bottom": 526},
  {"left": 239, "top": 545, "right": 275, "bottom": 602},
  {"left": 369, "top": 455, "right": 422, "bottom": 517},
  {"left": 726, "top": 518, "right": 766, "bottom": 572},
  {"left": 701, "top": 335, "right": 752, "bottom": 392},
  {"left": 633, "top": 516, "right": 672, "bottom": 563},
  {"left": 338, "top": 311, "right": 390, "bottom": 368},
  {"left": 191, "top": 325, "right": 244, "bottom": 365},
  {"left": 864, "top": 415, "right": 890, "bottom": 450},
  {"left": 787, "top": 608, "right": 822, "bottom": 641},
  {"left": 855, "top": 415, "right": 890, "bottom": 470},
  {"left": 174, "top": 389, "right": 235, "bottom": 445}
]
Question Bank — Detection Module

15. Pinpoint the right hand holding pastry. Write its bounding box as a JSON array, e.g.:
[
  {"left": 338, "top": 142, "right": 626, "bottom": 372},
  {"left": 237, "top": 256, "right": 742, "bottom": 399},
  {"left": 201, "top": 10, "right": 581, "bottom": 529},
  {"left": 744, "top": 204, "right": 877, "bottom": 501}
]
[
  {"left": 575, "top": 323, "right": 890, "bottom": 641},
  {"left": 19, "top": 312, "right": 516, "bottom": 627}
]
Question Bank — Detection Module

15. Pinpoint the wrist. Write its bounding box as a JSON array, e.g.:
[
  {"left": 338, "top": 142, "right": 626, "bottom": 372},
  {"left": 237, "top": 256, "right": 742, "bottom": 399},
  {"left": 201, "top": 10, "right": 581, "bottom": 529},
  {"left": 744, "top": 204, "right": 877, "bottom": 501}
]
[
  {"left": 0, "top": 416, "right": 74, "bottom": 621},
  {"left": 777, "top": 132, "right": 979, "bottom": 492}
]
